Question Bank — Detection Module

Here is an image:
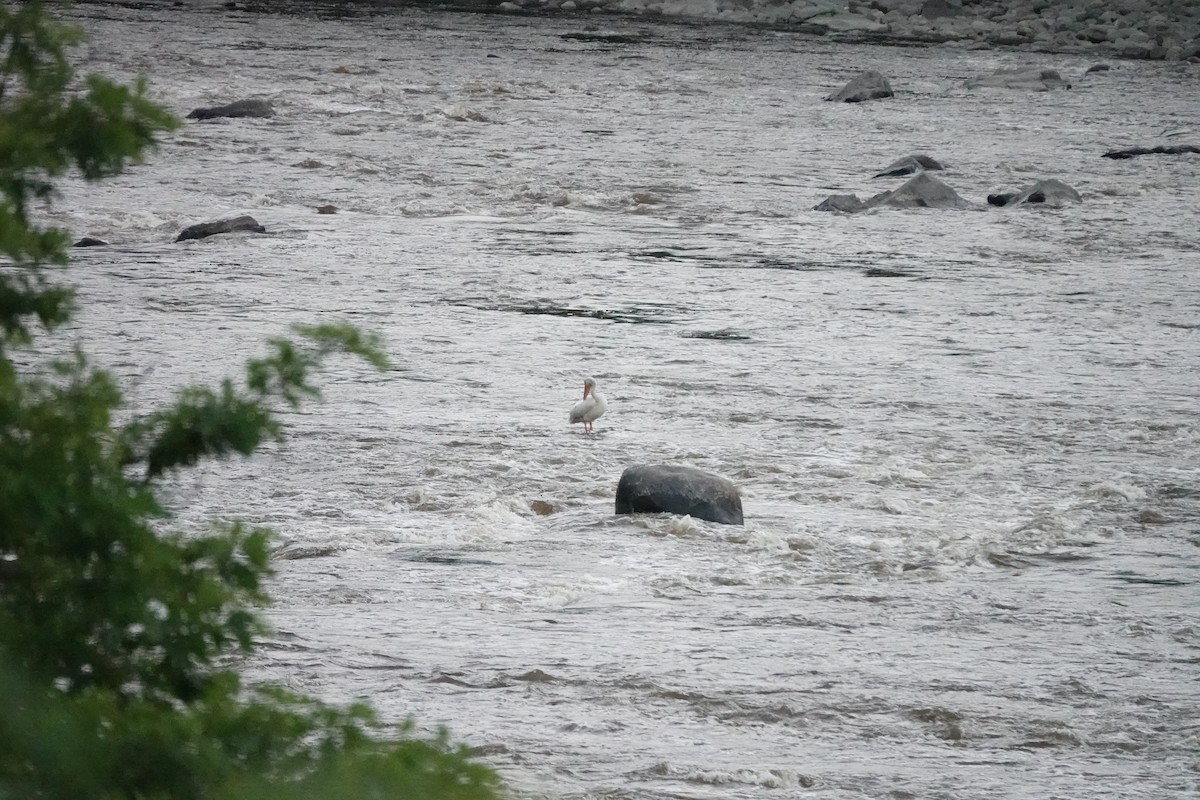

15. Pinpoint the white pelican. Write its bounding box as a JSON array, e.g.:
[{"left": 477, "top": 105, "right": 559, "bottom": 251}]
[{"left": 568, "top": 377, "right": 607, "bottom": 433}]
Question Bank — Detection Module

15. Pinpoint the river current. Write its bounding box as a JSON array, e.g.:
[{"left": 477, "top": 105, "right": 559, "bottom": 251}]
[{"left": 50, "top": 3, "right": 1200, "bottom": 798}]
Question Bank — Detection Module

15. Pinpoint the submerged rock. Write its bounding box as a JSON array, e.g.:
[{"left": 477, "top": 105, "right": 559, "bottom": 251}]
[
  {"left": 187, "top": 98, "right": 275, "bottom": 120},
  {"left": 873, "top": 154, "right": 945, "bottom": 178},
  {"left": 966, "top": 68, "right": 1070, "bottom": 91},
  {"left": 560, "top": 31, "right": 646, "bottom": 44},
  {"left": 615, "top": 464, "right": 743, "bottom": 526},
  {"left": 1103, "top": 144, "right": 1200, "bottom": 159},
  {"left": 987, "top": 178, "right": 1081, "bottom": 207},
  {"left": 73, "top": 237, "right": 108, "bottom": 247},
  {"left": 175, "top": 215, "right": 266, "bottom": 242},
  {"left": 812, "top": 193, "right": 867, "bottom": 213},
  {"left": 826, "top": 70, "right": 894, "bottom": 103}
]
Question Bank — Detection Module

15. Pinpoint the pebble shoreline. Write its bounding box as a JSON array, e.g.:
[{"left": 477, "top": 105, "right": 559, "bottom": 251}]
[{"left": 485, "top": 0, "right": 1200, "bottom": 62}]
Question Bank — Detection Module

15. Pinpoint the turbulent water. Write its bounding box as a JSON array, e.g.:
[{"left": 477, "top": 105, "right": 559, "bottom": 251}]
[{"left": 49, "top": 3, "right": 1200, "bottom": 797}]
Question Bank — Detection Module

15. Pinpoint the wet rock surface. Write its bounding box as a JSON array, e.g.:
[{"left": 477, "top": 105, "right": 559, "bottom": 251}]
[
  {"left": 615, "top": 465, "right": 744, "bottom": 525},
  {"left": 987, "top": 178, "right": 1082, "bottom": 207},
  {"left": 826, "top": 70, "right": 894, "bottom": 102},
  {"left": 187, "top": 98, "right": 275, "bottom": 120},
  {"left": 873, "top": 154, "right": 945, "bottom": 178},
  {"left": 1103, "top": 144, "right": 1200, "bottom": 159},
  {"left": 175, "top": 215, "right": 266, "bottom": 242},
  {"left": 815, "top": 173, "right": 970, "bottom": 212},
  {"left": 966, "top": 68, "right": 1071, "bottom": 90}
]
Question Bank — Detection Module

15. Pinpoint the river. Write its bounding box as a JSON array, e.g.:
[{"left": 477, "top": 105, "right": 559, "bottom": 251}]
[{"left": 54, "top": 3, "right": 1200, "bottom": 798}]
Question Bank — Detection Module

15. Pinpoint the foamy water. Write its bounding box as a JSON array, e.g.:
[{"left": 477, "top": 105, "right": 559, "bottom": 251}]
[{"left": 49, "top": 4, "right": 1200, "bottom": 797}]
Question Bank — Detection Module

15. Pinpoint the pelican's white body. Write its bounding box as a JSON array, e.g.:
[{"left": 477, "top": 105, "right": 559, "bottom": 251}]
[{"left": 569, "top": 378, "right": 607, "bottom": 432}]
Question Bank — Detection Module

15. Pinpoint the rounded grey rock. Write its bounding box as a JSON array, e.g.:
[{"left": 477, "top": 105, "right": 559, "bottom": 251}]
[{"left": 615, "top": 465, "right": 743, "bottom": 525}]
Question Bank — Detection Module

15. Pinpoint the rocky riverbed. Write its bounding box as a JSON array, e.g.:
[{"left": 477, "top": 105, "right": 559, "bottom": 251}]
[{"left": 481, "top": 0, "right": 1200, "bottom": 61}]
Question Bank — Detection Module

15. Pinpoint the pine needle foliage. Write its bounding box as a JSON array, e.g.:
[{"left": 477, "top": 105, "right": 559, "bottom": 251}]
[{"left": 0, "top": 4, "right": 500, "bottom": 799}]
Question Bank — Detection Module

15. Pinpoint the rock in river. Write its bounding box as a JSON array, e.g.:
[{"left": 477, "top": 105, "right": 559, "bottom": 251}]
[
  {"left": 175, "top": 215, "right": 266, "bottom": 242},
  {"left": 1103, "top": 144, "right": 1200, "bottom": 159},
  {"left": 813, "top": 194, "right": 868, "bottom": 213},
  {"left": 873, "top": 154, "right": 945, "bottom": 178},
  {"left": 615, "top": 464, "right": 743, "bottom": 525},
  {"left": 826, "top": 70, "right": 894, "bottom": 103},
  {"left": 816, "top": 172, "right": 969, "bottom": 213},
  {"left": 870, "top": 173, "right": 970, "bottom": 209},
  {"left": 966, "top": 68, "right": 1071, "bottom": 91},
  {"left": 987, "top": 178, "right": 1081, "bottom": 207},
  {"left": 187, "top": 98, "right": 275, "bottom": 120}
]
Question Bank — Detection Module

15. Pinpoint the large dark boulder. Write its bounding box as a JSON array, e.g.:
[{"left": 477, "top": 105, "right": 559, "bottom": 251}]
[
  {"left": 826, "top": 70, "right": 893, "bottom": 103},
  {"left": 615, "top": 465, "right": 743, "bottom": 526},
  {"left": 187, "top": 98, "right": 275, "bottom": 120},
  {"left": 873, "top": 154, "right": 945, "bottom": 178},
  {"left": 987, "top": 178, "right": 1081, "bottom": 207},
  {"left": 966, "top": 68, "right": 1070, "bottom": 91},
  {"left": 73, "top": 237, "right": 108, "bottom": 247},
  {"left": 175, "top": 215, "right": 266, "bottom": 242}
]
